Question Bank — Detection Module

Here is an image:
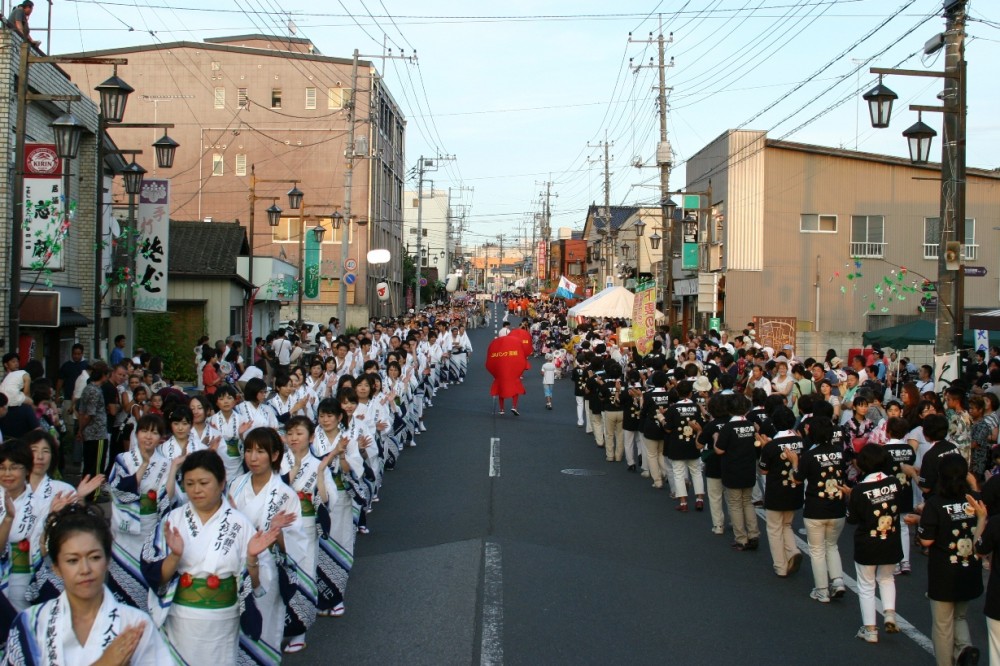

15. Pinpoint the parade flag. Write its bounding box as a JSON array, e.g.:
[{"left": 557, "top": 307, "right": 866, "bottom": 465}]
[
  {"left": 555, "top": 275, "right": 577, "bottom": 299},
  {"left": 632, "top": 282, "right": 656, "bottom": 356}
]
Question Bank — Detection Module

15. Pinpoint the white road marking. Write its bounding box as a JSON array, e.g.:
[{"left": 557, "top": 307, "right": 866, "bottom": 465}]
[
  {"left": 480, "top": 542, "right": 504, "bottom": 666},
  {"left": 754, "top": 507, "right": 933, "bottom": 654},
  {"left": 490, "top": 437, "right": 500, "bottom": 478}
]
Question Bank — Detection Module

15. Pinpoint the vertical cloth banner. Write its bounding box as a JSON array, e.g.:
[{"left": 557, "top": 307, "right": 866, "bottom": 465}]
[
  {"left": 22, "top": 144, "right": 65, "bottom": 271},
  {"left": 632, "top": 282, "right": 656, "bottom": 356},
  {"left": 974, "top": 329, "right": 989, "bottom": 354},
  {"left": 934, "top": 352, "right": 960, "bottom": 392},
  {"left": 304, "top": 232, "right": 321, "bottom": 299},
  {"left": 136, "top": 180, "right": 170, "bottom": 312}
]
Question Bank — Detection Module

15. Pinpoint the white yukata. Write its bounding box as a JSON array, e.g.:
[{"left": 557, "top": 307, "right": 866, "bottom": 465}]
[
  {"left": 310, "top": 428, "right": 364, "bottom": 612},
  {"left": 2, "top": 487, "right": 41, "bottom": 612},
  {"left": 4, "top": 587, "right": 173, "bottom": 665},
  {"left": 279, "top": 451, "right": 322, "bottom": 639},
  {"left": 143, "top": 500, "right": 265, "bottom": 665},
  {"left": 107, "top": 447, "right": 172, "bottom": 611},
  {"left": 236, "top": 400, "right": 279, "bottom": 435},
  {"left": 229, "top": 472, "right": 305, "bottom": 656},
  {"left": 209, "top": 409, "right": 248, "bottom": 484},
  {"left": 157, "top": 436, "right": 210, "bottom": 506}
]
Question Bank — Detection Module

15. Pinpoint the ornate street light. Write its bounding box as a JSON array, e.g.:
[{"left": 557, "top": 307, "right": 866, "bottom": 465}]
[
  {"left": 50, "top": 111, "right": 85, "bottom": 160},
  {"left": 152, "top": 133, "right": 179, "bottom": 169},
  {"left": 662, "top": 197, "right": 677, "bottom": 220},
  {"left": 862, "top": 77, "right": 898, "bottom": 129},
  {"left": 121, "top": 159, "right": 146, "bottom": 196},
  {"left": 903, "top": 113, "right": 937, "bottom": 165},
  {"left": 649, "top": 231, "right": 662, "bottom": 250},
  {"left": 266, "top": 204, "right": 282, "bottom": 227},
  {"left": 286, "top": 185, "right": 303, "bottom": 210},
  {"left": 312, "top": 224, "right": 326, "bottom": 243},
  {"left": 330, "top": 210, "right": 343, "bottom": 230},
  {"left": 634, "top": 218, "right": 646, "bottom": 236},
  {"left": 95, "top": 73, "right": 133, "bottom": 123}
]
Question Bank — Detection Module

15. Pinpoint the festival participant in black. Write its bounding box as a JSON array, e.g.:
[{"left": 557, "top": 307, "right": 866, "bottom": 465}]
[
  {"left": 664, "top": 381, "right": 704, "bottom": 512},
  {"left": 758, "top": 407, "right": 804, "bottom": 577},
  {"left": 843, "top": 444, "right": 903, "bottom": 644},
  {"left": 882, "top": 417, "right": 917, "bottom": 575},
  {"left": 714, "top": 394, "right": 760, "bottom": 551},
  {"left": 917, "top": 414, "right": 959, "bottom": 500},
  {"left": 917, "top": 454, "right": 984, "bottom": 665}
]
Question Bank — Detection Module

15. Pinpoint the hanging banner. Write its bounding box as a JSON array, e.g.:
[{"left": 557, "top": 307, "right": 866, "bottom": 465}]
[
  {"left": 22, "top": 144, "right": 66, "bottom": 271},
  {"left": 304, "top": 232, "right": 321, "bottom": 299},
  {"left": 632, "top": 281, "right": 656, "bottom": 356},
  {"left": 135, "top": 179, "right": 170, "bottom": 312},
  {"left": 536, "top": 240, "right": 547, "bottom": 283},
  {"left": 974, "top": 329, "right": 989, "bottom": 355}
]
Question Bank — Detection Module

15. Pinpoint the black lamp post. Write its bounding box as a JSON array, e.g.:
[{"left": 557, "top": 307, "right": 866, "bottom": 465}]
[
  {"left": 50, "top": 111, "right": 85, "bottom": 160},
  {"left": 266, "top": 204, "right": 282, "bottom": 227},
  {"left": 121, "top": 158, "right": 146, "bottom": 357},
  {"left": 862, "top": 77, "right": 898, "bottom": 129},
  {"left": 95, "top": 73, "right": 133, "bottom": 123},
  {"left": 287, "top": 186, "right": 303, "bottom": 210},
  {"left": 903, "top": 113, "right": 937, "bottom": 165},
  {"left": 152, "top": 133, "right": 179, "bottom": 169}
]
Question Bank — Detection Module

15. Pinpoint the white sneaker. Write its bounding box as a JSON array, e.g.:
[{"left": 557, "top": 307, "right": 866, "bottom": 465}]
[
  {"left": 810, "top": 588, "right": 830, "bottom": 604},
  {"left": 884, "top": 610, "right": 899, "bottom": 634},
  {"left": 641, "top": 470, "right": 650, "bottom": 478},
  {"left": 711, "top": 526, "right": 724, "bottom": 535},
  {"left": 419, "top": 423, "right": 427, "bottom": 432},
  {"left": 831, "top": 578, "right": 847, "bottom": 599},
  {"left": 855, "top": 626, "right": 878, "bottom": 644}
]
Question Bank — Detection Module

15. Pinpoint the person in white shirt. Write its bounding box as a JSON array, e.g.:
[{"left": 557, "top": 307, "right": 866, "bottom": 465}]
[
  {"left": 272, "top": 331, "right": 292, "bottom": 369},
  {"left": 498, "top": 322, "right": 511, "bottom": 337}
]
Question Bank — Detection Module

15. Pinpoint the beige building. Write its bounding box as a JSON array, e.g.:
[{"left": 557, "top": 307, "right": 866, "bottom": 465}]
[
  {"left": 59, "top": 35, "right": 406, "bottom": 329},
  {"left": 685, "top": 130, "right": 1000, "bottom": 335}
]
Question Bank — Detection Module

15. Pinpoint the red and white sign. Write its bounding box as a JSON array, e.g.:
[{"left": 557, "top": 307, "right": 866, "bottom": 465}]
[
  {"left": 25, "top": 144, "right": 61, "bottom": 176},
  {"left": 22, "top": 143, "right": 66, "bottom": 271},
  {"left": 536, "top": 240, "right": 547, "bottom": 282}
]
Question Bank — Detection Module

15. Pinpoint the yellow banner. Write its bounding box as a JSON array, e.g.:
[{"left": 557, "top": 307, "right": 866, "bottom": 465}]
[{"left": 633, "top": 284, "right": 656, "bottom": 356}]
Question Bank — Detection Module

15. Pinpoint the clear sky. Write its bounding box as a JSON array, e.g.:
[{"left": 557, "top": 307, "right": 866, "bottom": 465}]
[{"left": 53, "top": 0, "right": 999, "bottom": 249}]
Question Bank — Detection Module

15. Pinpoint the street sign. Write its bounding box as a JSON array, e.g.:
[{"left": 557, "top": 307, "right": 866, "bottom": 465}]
[
  {"left": 965, "top": 265, "right": 987, "bottom": 277},
  {"left": 344, "top": 258, "right": 358, "bottom": 272},
  {"left": 419, "top": 277, "right": 428, "bottom": 287},
  {"left": 708, "top": 316, "right": 721, "bottom": 332},
  {"left": 344, "top": 272, "right": 356, "bottom": 285}
]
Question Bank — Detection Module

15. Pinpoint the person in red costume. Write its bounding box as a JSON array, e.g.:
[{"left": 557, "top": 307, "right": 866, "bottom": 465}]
[{"left": 486, "top": 335, "right": 527, "bottom": 416}]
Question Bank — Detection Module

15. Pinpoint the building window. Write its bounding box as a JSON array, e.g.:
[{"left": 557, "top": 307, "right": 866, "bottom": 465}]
[
  {"left": 568, "top": 263, "right": 582, "bottom": 276},
  {"left": 271, "top": 88, "right": 282, "bottom": 109},
  {"left": 229, "top": 306, "right": 244, "bottom": 337},
  {"left": 411, "top": 198, "right": 419, "bottom": 208},
  {"left": 273, "top": 218, "right": 348, "bottom": 244},
  {"left": 305, "top": 87, "right": 317, "bottom": 109},
  {"left": 212, "top": 154, "right": 223, "bottom": 176},
  {"left": 850, "top": 215, "right": 885, "bottom": 258},
  {"left": 211, "top": 61, "right": 221, "bottom": 71},
  {"left": 409, "top": 228, "right": 416, "bottom": 235},
  {"left": 800, "top": 213, "right": 836, "bottom": 233},
  {"left": 327, "top": 87, "right": 350, "bottom": 110},
  {"left": 923, "top": 217, "right": 977, "bottom": 260},
  {"left": 214, "top": 87, "right": 225, "bottom": 109},
  {"left": 237, "top": 88, "right": 248, "bottom": 109},
  {"left": 235, "top": 154, "right": 247, "bottom": 177}
]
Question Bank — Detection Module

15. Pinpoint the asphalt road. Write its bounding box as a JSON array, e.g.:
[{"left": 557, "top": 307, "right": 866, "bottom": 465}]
[{"left": 289, "top": 320, "right": 979, "bottom": 665}]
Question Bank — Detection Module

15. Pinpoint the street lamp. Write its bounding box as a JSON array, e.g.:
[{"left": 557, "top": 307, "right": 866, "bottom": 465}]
[
  {"left": 634, "top": 218, "right": 646, "bottom": 237},
  {"left": 312, "top": 225, "right": 326, "bottom": 244},
  {"left": 266, "top": 204, "right": 282, "bottom": 227},
  {"left": 121, "top": 158, "right": 146, "bottom": 365},
  {"left": 662, "top": 197, "right": 677, "bottom": 220},
  {"left": 862, "top": 77, "right": 898, "bottom": 128},
  {"left": 330, "top": 211, "right": 343, "bottom": 230},
  {"left": 152, "top": 133, "right": 179, "bottom": 169},
  {"left": 649, "top": 232, "right": 661, "bottom": 250},
  {"left": 121, "top": 159, "right": 146, "bottom": 195},
  {"left": 287, "top": 185, "right": 303, "bottom": 210},
  {"left": 902, "top": 113, "right": 936, "bottom": 165},
  {"left": 50, "top": 111, "right": 84, "bottom": 160},
  {"left": 95, "top": 73, "right": 133, "bottom": 123}
]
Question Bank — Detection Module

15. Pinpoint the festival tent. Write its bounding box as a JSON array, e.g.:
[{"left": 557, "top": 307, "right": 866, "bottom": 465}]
[
  {"left": 862, "top": 319, "right": 1000, "bottom": 349},
  {"left": 567, "top": 286, "right": 665, "bottom": 322}
]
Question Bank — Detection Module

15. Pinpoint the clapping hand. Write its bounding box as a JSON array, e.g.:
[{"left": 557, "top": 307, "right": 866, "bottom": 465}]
[
  {"left": 50, "top": 491, "right": 79, "bottom": 514},
  {"left": 164, "top": 522, "right": 185, "bottom": 556},
  {"left": 76, "top": 474, "right": 105, "bottom": 499},
  {"left": 94, "top": 623, "right": 145, "bottom": 666},
  {"left": 268, "top": 510, "right": 296, "bottom": 532}
]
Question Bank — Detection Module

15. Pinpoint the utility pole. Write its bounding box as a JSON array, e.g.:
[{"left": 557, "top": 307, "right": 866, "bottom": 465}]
[
  {"left": 497, "top": 234, "right": 506, "bottom": 294},
  {"left": 338, "top": 49, "right": 360, "bottom": 329},
  {"left": 587, "top": 133, "right": 614, "bottom": 287},
  {"left": 413, "top": 154, "right": 455, "bottom": 313},
  {"left": 938, "top": 1, "right": 967, "bottom": 354},
  {"left": 631, "top": 20, "right": 674, "bottom": 326}
]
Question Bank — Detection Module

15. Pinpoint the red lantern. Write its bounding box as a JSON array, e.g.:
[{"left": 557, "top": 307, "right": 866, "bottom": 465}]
[
  {"left": 179, "top": 573, "right": 193, "bottom": 588},
  {"left": 485, "top": 335, "right": 527, "bottom": 399},
  {"left": 206, "top": 574, "right": 221, "bottom": 590},
  {"left": 147, "top": 490, "right": 158, "bottom": 501},
  {"left": 17, "top": 540, "right": 29, "bottom": 553}
]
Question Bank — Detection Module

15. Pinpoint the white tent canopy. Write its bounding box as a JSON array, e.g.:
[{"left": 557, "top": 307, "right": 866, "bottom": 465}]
[{"left": 567, "top": 286, "right": 665, "bottom": 322}]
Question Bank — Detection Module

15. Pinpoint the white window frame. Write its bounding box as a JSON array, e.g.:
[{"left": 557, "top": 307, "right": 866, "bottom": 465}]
[
  {"left": 235, "top": 154, "right": 247, "bottom": 177},
  {"left": 800, "top": 213, "right": 837, "bottom": 234},
  {"left": 211, "top": 153, "right": 223, "bottom": 177},
  {"left": 214, "top": 87, "right": 225, "bottom": 109},
  {"left": 305, "top": 87, "right": 317, "bottom": 110},
  {"left": 237, "top": 88, "right": 248, "bottom": 109},
  {"left": 850, "top": 214, "right": 885, "bottom": 258},
  {"left": 923, "top": 217, "right": 977, "bottom": 260}
]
